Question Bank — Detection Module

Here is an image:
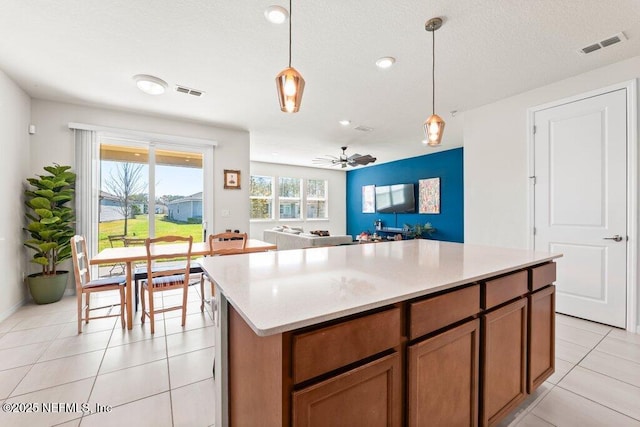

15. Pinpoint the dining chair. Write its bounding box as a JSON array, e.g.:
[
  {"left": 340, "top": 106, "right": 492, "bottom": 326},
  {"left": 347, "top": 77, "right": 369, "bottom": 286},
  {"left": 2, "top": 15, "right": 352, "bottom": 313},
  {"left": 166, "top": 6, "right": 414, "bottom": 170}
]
[
  {"left": 140, "top": 235, "right": 193, "bottom": 333},
  {"left": 71, "top": 235, "right": 126, "bottom": 334},
  {"left": 200, "top": 232, "right": 247, "bottom": 312},
  {"left": 107, "top": 234, "right": 126, "bottom": 275}
]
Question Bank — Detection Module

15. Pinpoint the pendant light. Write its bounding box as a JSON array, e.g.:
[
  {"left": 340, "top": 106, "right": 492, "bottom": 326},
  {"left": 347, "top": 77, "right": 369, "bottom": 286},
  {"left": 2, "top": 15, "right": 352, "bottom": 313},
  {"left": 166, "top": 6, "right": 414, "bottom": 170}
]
[
  {"left": 275, "top": 0, "right": 305, "bottom": 113},
  {"left": 423, "top": 17, "right": 445, "bottom": 146}
]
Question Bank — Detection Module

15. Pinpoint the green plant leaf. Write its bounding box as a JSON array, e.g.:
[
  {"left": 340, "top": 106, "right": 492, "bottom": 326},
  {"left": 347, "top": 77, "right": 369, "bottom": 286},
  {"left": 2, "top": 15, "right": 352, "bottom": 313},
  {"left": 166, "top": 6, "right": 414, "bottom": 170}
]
[
  {"left": 32, "top": 257, "right": 49, "bottom": 266},
  {"left": 34, "top": 189, "right": 55, "bottom": 199},
  {"left": 40, "top": 216, "right": 61, "bottom": 225},
  {"left": 26, "top": 222, "right": 45, "bottom": 232},
  {"left": 38, "top": 179, "right": 55, "bottom": 189},
  {"left": 34, "top": 208, "right": 53, "bottom": 218},
  {"left": 52, "top": 195, "right": 72, "bottom": 203},
  {"left": 38, "top": 242, "right": 58, "bottom": 252},
  {"left": 29, "top": 197, "right": 51, "bottom": 209}
]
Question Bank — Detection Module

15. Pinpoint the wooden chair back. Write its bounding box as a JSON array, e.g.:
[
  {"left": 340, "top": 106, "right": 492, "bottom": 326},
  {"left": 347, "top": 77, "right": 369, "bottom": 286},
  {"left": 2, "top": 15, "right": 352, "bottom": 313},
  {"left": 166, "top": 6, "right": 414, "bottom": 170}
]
[
  {"left": 70, "top": 235, "right": 91, "bottom": 292},
  {"left": 208, "top": 232, "right": 247, "bottom": 256},
  {"left": 144, "top": 235, "right": 193, "bottom": 290}
]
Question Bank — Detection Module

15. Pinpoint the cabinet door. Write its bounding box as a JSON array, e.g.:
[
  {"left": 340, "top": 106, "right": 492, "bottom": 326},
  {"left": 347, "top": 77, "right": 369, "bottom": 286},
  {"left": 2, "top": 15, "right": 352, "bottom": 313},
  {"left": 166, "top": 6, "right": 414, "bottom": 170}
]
[
  {"left": 292, "top": 353, "right": 402, "bottom": 427},
  {"left": 528, "top": 285, "right": 555, "bottom": 392},
  {"left": 408, "top": 319, "right": 480, "bottom": 427},
  {"left": 481, "top": 298, "right": 528, "bottom": 427}
]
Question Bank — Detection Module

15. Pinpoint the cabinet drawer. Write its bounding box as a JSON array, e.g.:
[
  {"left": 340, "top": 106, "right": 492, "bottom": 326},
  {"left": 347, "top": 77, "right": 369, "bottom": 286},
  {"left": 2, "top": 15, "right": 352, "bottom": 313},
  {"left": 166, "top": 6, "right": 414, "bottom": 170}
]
[
  {"left": 409, "top": 284, "right": 480, "bottom": 340},
  {"left": 293, "top": 307, "right": 401, "bottom": 384},
  {"left": 482, "top": 270, "right": 528, "bottom": 310},
  {"left": 530, "top": 262, "right": 556, "bottom": 291}
]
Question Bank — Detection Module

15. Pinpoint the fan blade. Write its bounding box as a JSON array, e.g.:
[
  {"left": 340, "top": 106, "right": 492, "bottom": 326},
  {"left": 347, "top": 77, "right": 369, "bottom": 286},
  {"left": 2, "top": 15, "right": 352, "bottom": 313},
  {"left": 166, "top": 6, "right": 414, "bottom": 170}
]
[
  {"left": 347, "top": 153, "right": 362, "bottom": 160},
  {"left": 341, "top": 162, "right": 347, "bottom": 168},
  {"left": 351, "top": 155, "right": 377, "bottom": 165}
]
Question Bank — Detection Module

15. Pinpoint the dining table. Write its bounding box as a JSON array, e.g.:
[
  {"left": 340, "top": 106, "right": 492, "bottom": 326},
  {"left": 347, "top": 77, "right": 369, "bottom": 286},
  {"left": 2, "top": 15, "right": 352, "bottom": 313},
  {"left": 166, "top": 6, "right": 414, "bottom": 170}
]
[{"left": 90, "top": 238, "right": 277, "bottom": 329}]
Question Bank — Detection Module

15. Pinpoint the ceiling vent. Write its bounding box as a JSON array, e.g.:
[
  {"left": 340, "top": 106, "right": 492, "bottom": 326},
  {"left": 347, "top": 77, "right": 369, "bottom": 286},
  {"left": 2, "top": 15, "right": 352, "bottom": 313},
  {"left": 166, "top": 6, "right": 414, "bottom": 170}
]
[
  {"left": 579, "top": 32, "right": 627, "bottom": 55},
  {"left": 175, "top": 85, "right": 205, "bottom": 97},
  {"left": 354, "top": 125, "right": 374, "bottom": 132}
]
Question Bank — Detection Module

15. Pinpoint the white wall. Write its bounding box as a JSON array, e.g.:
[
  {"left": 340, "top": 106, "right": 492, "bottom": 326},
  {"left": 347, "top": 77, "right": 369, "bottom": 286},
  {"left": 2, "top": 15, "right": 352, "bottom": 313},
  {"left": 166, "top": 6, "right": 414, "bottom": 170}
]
[
  {"left": 464, "top": 54, "right": 640, "bottom": 330},
  {"left": 29, "top": 99, "right": 250, "bottom": 281},
  {"left": 0, "top": 70, "right": 31, "bottom": 320},
  {"left": 249, "top": 161, "right": 347, "bottom": 240}
]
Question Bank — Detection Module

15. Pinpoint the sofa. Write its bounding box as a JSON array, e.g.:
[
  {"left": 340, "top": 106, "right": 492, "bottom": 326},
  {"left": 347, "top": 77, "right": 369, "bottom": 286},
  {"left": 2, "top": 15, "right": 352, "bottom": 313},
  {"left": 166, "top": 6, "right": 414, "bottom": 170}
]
[{"left": 263, "top": 229, "right": 354, "bottom": 250}]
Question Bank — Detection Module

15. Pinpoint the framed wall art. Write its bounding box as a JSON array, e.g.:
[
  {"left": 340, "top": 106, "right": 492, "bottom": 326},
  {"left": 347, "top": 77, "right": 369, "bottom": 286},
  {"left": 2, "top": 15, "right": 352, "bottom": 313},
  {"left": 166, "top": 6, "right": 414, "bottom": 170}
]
[
  {"left": 362, "top": 185, "right": 375, "bottom": 213},
  {"left": 419, "top": 177, "right": 440, "bottom": 214},
  {"left": 224, "top": 169, "right": 241, "bottom": 189}
]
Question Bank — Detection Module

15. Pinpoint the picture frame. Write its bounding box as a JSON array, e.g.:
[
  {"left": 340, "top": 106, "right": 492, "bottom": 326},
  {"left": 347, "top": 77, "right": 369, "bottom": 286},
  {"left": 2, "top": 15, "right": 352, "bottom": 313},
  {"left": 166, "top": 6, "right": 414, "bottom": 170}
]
[
  {"left": 362, "top": 185, "right": 375, "bottom": 213},
  {"left": 224, "top": 169, "right": 241, "bottom": 189},
  {"left": 419, "top": 177, "right": 440, "bottom": 214}
]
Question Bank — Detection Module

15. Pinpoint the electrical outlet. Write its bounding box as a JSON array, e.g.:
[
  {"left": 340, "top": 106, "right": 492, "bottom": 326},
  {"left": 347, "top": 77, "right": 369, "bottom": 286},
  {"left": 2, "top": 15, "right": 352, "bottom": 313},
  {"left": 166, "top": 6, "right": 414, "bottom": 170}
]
[{"left": 221, "top": 209, "right": 230, "bottom": 217}]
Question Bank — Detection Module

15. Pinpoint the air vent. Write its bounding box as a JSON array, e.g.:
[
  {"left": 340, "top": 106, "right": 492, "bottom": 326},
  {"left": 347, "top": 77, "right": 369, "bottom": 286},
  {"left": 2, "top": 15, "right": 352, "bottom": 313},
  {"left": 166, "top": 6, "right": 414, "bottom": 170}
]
[
  {"left": 354, "top": 125, "right": 374, "bottom": 132},
  {"left": 578, "top": 32, "right": 627, "bottom": 55},
  {"left": 175, "top": 85, "right": 205, "bottom": 97}
]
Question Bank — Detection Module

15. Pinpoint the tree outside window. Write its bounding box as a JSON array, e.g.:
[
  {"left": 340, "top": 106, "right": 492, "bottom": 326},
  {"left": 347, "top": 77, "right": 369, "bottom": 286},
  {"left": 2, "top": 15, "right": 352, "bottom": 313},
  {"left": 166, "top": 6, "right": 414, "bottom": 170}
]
[
  {"left": 250, "top": 175, "right": 273, "bottom": 219},
  {"left": 279, "top": 177, "right": 301, "bottom": 219},
  {"left": 306, "top": 179, "right": 328, "bottom": 219}
]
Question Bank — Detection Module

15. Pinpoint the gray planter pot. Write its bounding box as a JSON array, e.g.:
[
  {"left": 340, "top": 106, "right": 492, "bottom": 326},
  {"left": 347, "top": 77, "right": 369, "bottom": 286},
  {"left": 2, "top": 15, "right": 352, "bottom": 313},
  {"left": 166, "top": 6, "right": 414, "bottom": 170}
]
[{"left": 27, "top": 271, "right": 69, "bottom": 304}]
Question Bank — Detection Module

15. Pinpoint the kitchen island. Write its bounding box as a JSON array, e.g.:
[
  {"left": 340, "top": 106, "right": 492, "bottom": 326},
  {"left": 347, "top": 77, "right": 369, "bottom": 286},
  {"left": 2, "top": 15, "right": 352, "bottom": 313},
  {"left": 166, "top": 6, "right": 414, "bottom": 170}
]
[{"left": 200, "top": 240, "right": 561, "bottom": 427}]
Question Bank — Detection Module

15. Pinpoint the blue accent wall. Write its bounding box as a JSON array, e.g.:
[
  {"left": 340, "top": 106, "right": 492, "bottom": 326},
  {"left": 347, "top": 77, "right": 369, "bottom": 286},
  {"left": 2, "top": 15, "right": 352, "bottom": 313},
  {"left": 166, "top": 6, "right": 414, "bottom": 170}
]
[{"left": 346, "top": 147, "right": 463, "bottom": 242}]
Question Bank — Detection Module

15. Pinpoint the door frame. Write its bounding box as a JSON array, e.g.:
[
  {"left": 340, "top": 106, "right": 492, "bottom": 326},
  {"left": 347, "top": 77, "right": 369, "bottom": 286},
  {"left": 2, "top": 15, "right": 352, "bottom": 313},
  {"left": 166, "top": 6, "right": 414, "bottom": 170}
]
[{"left": 527, "top": 79, "right": 638, "bottom": 332}]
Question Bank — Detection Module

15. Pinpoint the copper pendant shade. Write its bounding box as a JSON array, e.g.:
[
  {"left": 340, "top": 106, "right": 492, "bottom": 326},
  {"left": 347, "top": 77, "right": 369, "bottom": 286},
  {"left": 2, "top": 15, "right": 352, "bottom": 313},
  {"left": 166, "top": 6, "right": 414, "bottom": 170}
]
[
  {"left": 276, "top": 0, "right": 305, "bottom": 113},
  {"left": 276, "top": 66, "right": 305, "bottom": 113},
  {"left": 423, "top": 17, "right": 445, "bottom": 146}
]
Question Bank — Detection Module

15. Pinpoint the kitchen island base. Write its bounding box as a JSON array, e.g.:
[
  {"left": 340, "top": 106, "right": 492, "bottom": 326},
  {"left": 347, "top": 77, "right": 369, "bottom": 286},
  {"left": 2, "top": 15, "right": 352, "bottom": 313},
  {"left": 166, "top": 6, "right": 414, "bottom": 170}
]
[{"left": 215, "top": 261, "right": 557, "bottom": 427}]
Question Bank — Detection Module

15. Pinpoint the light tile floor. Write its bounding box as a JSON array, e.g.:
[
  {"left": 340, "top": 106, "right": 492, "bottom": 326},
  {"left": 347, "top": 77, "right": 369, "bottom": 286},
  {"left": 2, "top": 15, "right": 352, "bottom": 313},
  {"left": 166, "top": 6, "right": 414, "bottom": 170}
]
[
  {"left": 499, "top": 314, "right": 640, "bottom": 427},
  {"left": 0, "top": 285, "right": 215, "bottom": 427},
  {"left": 1, "top": 288, "right": 639, "bottom": 427}
]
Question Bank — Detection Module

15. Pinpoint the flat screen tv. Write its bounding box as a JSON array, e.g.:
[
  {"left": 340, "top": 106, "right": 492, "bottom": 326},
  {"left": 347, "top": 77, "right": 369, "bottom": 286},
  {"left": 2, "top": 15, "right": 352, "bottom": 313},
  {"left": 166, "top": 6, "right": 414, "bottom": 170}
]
[{"left": 375, "top": 184, "right": 415, "bottom": 213}]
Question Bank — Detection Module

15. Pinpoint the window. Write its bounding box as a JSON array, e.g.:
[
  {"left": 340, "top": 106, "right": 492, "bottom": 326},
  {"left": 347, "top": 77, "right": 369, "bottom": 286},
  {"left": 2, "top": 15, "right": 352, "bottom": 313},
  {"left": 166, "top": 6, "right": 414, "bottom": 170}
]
[
  {"left": 250, "top": 175, "right": 274, "bottom": 219},
  {"left": 250, "top": 175, "right": 328, "bottom": 221},
  {"left": 306, "top": 179, "right": 328, "bottom": 219},
  {"left": 279, "top": 177, "right": 301, "bottom": 219}
]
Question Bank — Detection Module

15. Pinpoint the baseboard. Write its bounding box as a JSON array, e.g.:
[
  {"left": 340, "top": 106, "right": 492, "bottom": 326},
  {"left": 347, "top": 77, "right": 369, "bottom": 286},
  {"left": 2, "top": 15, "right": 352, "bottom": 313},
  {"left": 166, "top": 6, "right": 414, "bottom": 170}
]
[{"left": 0, "top": 298, "right": 27, "bottom": 323}]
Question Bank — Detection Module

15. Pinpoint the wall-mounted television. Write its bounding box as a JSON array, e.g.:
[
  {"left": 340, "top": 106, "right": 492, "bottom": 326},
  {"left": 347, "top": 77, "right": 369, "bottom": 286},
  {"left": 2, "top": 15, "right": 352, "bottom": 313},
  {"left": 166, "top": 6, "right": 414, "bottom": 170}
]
[{"left": 375, "top": 184, "right": 415, "bottom": 213}]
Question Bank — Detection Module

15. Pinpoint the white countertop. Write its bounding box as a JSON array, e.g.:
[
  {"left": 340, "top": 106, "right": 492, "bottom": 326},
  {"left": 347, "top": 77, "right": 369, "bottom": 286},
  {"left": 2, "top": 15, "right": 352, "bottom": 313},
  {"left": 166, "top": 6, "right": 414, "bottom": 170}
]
[{"left": 199, "top": 240, "right": 561, "bottom": 336}]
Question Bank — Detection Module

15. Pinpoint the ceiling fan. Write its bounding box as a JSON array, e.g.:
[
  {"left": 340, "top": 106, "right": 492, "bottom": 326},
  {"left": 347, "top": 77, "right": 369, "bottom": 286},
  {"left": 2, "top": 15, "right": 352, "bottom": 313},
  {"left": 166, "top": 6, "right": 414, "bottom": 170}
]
[{"left": 312, "top": 146, "right": 377, "bottom": 168}]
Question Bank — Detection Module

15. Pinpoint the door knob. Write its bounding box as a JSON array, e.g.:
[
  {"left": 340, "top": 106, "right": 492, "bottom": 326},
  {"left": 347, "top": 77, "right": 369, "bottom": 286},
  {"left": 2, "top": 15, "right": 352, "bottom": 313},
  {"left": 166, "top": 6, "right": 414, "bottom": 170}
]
[{"left": 603, "top": 235, "right": 623, "bottom": 242}]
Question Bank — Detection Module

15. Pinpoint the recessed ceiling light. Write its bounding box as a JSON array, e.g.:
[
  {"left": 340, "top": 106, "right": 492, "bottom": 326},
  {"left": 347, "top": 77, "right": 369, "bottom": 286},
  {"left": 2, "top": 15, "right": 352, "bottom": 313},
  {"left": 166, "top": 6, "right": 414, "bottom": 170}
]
[
  {"left": 339, "top": 120, "right": 351, "bottom": 126},
  {"left": 272, "top": 152, "right": 279, "bottom": 156},
  {"left": 264, "top": 5, "right": 288, "bottom": 24},
  {"left": 375, "top": 57, "right": 396, "bottom": 69},
  {"left": 421, "top": 139, "right": 429, "bottom": 145},
  {"left": 133, "top": 74, "right": 168, "bottom": 95}
]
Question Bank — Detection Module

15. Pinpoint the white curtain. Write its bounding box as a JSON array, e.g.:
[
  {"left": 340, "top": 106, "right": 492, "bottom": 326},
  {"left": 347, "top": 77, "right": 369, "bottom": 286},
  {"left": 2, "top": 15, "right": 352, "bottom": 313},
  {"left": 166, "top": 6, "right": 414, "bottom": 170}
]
[{"left": 73, "top": 128, "right": 99, "bottom": 263}]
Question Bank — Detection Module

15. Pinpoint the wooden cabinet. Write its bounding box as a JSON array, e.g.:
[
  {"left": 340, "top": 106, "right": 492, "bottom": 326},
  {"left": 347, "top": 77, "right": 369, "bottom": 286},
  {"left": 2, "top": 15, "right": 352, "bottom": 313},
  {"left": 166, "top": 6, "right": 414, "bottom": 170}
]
[
  {"left": 481, "top": 297, "right": 528, "bottom": 427},
  {"left": 225, "top": 262, "right": 556, "bottom": 427},
  {"left": 408, "top": 319, "right": 480, "bottom": 427},
  {"left": 528, "top": 285, "right": 555, "bottom": 392},
  {"left": 293, "top": 353, "right": 402, "bottom": 427}
]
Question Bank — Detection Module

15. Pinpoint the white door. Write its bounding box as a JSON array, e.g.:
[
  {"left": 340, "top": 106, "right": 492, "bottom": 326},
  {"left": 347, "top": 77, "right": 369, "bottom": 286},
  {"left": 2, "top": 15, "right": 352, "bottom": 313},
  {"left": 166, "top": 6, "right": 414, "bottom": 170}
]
[{"left": 533, "top": 88, "right": 627, "bottom": 328}]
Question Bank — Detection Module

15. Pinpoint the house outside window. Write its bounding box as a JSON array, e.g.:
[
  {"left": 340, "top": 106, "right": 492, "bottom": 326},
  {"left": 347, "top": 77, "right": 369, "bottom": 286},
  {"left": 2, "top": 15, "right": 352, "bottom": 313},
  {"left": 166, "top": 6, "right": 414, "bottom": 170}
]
[
  {"left": 250, "top": 175, "right": 274, "bottom": 219},
  {"left": 306, "top": 179, "right": 328, "bottom": 219},
  {"left": 278, "top": 177, "right": 301, "bottom": 219}
]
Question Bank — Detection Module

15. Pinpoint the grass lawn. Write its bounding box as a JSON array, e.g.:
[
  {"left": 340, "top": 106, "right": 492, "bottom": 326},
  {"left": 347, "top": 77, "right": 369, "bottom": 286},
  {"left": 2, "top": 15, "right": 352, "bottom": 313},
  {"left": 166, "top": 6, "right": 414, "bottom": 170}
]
[{"left": 98, "top": 215, "right": 202, "bottom": 252}]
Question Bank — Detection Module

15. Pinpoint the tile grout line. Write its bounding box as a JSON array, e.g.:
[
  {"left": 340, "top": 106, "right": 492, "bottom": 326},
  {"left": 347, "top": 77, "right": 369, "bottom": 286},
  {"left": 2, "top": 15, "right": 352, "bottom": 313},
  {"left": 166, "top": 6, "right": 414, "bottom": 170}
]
[
  {"left": 554, "top": 383, "right": 640, "bottom": 423},
  {"left": 162, "top": 292, "right": 176, "bottom": 427}
]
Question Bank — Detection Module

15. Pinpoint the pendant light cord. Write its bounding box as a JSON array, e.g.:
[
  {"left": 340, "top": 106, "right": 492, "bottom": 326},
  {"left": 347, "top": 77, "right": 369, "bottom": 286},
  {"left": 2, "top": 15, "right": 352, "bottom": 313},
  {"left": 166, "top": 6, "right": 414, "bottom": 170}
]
[
  {"left": 288, "top": 0, "right": 292, "bottom": 68},
  {"left": 432, "top": 26, "right": 435, "bottom": 115}
]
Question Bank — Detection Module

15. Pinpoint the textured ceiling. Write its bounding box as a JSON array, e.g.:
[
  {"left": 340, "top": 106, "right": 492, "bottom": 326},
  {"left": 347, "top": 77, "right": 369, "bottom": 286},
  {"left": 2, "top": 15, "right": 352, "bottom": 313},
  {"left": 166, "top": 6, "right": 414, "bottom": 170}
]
[{"left": 1, "top": 0, "right": 639, "bottom": 168}]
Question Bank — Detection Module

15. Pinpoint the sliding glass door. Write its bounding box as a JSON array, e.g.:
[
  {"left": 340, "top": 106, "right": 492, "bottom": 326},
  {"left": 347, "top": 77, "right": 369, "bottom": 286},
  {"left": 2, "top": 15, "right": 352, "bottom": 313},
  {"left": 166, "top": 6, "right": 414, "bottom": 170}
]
[{"left": 98, "top": 137, "right": 210, "bottom": 253}]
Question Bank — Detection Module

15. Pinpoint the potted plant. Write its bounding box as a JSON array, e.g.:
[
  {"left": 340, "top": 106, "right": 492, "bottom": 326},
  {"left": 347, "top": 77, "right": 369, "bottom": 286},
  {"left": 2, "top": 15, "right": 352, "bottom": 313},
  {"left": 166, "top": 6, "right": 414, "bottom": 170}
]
[
  {"left": 412, "top": 222, "right": 436, "bottom": 239},
  {"left": 23, "top": 164, "right": 76, "bottom": 304}
]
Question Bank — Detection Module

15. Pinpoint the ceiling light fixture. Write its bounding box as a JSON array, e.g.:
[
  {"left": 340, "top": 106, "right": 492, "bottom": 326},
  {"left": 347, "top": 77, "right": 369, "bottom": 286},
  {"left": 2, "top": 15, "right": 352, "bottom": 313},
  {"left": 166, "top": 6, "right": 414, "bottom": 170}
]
[
  {"left": 264, "top": 5, "right": 288, "bottom": 24},
  {"left": 339, "top": 120, "right": 351, "bottom": 126},
  {"left": 133, "top": 74, "right": 168, "bottom": 95},
  {"left": 375, "top": 57, "right": 396, "bottom": 69},
  {"left": 275, "top": 0, "right": 305, "bottom": 113},
  {"left": 423, "top": 17, "right": 445, "bottom": 147}
]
